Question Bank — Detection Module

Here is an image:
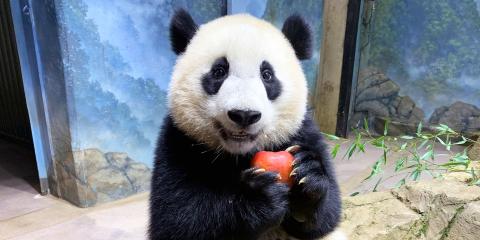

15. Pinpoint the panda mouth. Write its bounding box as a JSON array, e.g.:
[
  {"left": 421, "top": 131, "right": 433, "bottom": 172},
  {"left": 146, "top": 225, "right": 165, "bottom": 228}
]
[{"left": 214, "top": 121, "right": 259, "bottom": 142}]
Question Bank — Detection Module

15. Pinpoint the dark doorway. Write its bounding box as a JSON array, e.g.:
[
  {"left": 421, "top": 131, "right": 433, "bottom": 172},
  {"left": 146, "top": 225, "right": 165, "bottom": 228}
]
[{"left": 0, "top": 1, "right": 40, "bottom": 193}]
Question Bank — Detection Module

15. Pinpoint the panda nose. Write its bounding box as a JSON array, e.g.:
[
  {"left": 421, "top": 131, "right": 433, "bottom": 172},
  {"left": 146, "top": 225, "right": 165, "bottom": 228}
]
[{"left": 227, "top": 109, "right": 262, "bottom": 127}]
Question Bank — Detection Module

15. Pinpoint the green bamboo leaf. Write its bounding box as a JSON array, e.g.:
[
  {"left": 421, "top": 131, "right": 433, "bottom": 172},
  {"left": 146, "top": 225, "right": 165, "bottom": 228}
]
[
  {"left": 348, "top": 144, "right": 357, "bottom": 159},
  {"left": 322, "top": 133, "right": 340, "bottom": 141},
  {"left": 331, "top": 144, "right": 340, "bottom": 158},
  {"left": 394, "top": 178, "right": 406, "bottom": 188},
  {"left": 420, "top": 150, "right": 433, "bottom": 160},
  {"left": 418, "top": 139, "right": 429, "bottom": 150},
  {"left": 350, "top": 192, "right": 360, "bottom": 196},
  {"left": 371, "top": 136, "right": 385, "bottom": 148},
  {"left": 400, "top": 143, "right": 408, "bottom": 150},
  {"left": 411, "top": 168, "right": 422, "bottom": 181},
  {"left": 364, "top": 159, "right": 382, "bottom": 180},
  {"left": 417, "top": 122, "right": 423, "bottom": 135},
  {"left": 363, "top": 118, "right": 369, "bottom": 133},
  {"left": 436, "top": 136, "right": 446, "bottom": 146},
  {"left": 453, "top": 136, "right": 467, "bottom": 145},
  {"left": 358, "top": 143, "right": 366, "bottom": 153},
  {"left": 372, "top": 177, "right": 383, "bottom": 192},
  {"left": 395, "top": 157, "right": 406, "bottom": 172},
  {"left": 440, "top": 161, "right": 468, "bottom": 167}
]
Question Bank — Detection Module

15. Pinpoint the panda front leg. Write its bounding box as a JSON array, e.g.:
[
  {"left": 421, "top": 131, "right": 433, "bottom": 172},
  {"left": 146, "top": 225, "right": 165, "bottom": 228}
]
[
  {"left": 281, "top": 145, "right": 342, "bottom": 239},
  {"left": 149, "top": 167, "right": 289, "bottom": 240}
]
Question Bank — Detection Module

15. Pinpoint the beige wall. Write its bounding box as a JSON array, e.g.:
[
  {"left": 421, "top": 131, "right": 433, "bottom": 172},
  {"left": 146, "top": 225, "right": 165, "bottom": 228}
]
[{"left": 313, "top": 0, "right": 349, "bottom": 134}]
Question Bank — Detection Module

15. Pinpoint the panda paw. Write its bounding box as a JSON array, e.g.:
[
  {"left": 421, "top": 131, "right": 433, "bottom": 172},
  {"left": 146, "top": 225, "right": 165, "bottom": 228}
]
[
  {"left": 290, "top": 150, "right": 330, "bottom": 202},
  {"left": 240, "top": 167, "right": 289, "bottom": 213}
]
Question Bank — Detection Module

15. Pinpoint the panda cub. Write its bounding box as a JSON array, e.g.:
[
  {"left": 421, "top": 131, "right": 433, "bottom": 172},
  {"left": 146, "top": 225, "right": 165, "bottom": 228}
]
[{"left": 149, "top": 9, "right": 343, "bottom": 240}]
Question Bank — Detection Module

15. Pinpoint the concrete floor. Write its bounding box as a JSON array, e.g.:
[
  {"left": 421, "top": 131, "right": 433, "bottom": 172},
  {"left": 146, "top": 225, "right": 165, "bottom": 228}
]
[{"left": 0, "top": 138, "right": 459, "bottom": 239}]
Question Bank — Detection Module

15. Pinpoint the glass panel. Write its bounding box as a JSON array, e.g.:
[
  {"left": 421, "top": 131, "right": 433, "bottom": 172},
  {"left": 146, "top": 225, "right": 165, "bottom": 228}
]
[
  {"left": 351, "top": 0, "right": 480, "bottom": 135},
  {"left": 230, "top": 0, "right": 324, "bottom": 92}
]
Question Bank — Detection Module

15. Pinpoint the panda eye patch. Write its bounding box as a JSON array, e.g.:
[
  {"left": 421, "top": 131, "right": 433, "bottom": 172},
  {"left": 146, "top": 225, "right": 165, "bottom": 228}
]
[
  {"left": 260, "top": 61, "right": 282, "bottom": 100},
  {"left": 202, "top": 57, "right": 229, "bottom": 95}
]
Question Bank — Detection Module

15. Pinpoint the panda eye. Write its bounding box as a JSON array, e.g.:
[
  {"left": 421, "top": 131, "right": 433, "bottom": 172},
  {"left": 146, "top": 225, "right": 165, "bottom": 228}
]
[
  {"left": 212, "top": 67, "right": 227, "bottom": 79},
  {"left": 261, "top": 69, "right": 273, "bottom": 82}
]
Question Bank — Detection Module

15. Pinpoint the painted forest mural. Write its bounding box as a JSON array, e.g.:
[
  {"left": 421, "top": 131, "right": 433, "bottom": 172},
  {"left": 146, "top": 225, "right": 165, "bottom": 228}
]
[
  {"left": 352, "top": 0, "right": 480, "bottom": 135},
  {"left": 55, "top": 0, "right": 224, "bottom": 167},
  {"left": 49, "top": 0, "right": 324, "bottom": 204}
]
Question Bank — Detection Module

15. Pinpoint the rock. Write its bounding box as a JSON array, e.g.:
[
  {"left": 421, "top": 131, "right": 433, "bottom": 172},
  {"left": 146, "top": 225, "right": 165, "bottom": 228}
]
[
  {"left": 429, "top": 101, "right": 480, "bottom": 132},
  {"left": 125, "top": 162, "right": 152, "bottom": 192},
  {"left": 61, "top": 149, "right": 152, "bottom": 206},
  {"left": 105, "top": 152, "right": 130, "bottom": 169},
  {"left": 87, "top": 168, "right": 134, "bottom": 200},
  {"left": 393, "top": 179, "right": 480, "bottom": 213},
  {"left": 356, "top": 100, "right": 390, "bottom": 117},
  {"left": 352, "top": 68, "right": 425, "bottom": 136},
  {"left": 398, "top": 96, "right": 415, "bottom": 118},
  {"left": 468, "top": 142, "right": 480, "bottom": 161},
  {"left": 392, "top": 180, "right": 480, "bottom": 239},
  {"left": 447, "top": 201, "right": 480, "bottom": 240},
  {"left": 341, "top": 192, "right": 423, "bottom": 240},
  {"left": 341, "top": 179, "right": 480, "bottom": 239},
  {"left": 73, "top": 148, "right": 109, "bottom": 178}
]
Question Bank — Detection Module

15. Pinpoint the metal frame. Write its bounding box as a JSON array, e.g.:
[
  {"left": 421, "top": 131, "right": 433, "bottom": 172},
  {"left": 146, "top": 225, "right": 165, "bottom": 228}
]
[
  {"left": 335, "top": 0, "right": 363, "bottom": 137},
  {"left": 10, "top": 0, "right": 52, "bottom": 194}
]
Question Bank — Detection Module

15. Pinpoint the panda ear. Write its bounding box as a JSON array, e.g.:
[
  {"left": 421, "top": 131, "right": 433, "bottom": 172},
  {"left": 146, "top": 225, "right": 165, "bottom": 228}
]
[
  {"left": 170, "top": 9, "right": 198, "bottom": 55},
  {"left": 281, "top": 15, "right": 312, "bottom": 60}
]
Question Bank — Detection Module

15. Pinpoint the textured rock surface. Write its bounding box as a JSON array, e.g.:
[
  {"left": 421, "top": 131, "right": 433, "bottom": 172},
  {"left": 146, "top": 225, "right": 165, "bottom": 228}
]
[
  {"left": 448, "top": 201, "right": 480, "bottom": 240},
  {"left": 352, "top": 68, "right": 425, "bottom": 135},
  {"left": 63, "top": 149, "right": 151, "bottom": 207},
  {"left": 429, "top": 101, "right": 480, "bottom": 133},
  {"left": 340, "top": 192, "right": 423, "bottom": 240},
  {"left": 468, "top": 142, "right": 480, "bottom": 161},
  {"left": 341, "top": 179, "right": 480, "bottom": 240}
]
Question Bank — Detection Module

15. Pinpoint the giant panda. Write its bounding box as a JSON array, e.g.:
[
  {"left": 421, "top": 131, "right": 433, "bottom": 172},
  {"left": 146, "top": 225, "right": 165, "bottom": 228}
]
[{"left": 149, "top": 9, "right": 344, "bottom": 240}]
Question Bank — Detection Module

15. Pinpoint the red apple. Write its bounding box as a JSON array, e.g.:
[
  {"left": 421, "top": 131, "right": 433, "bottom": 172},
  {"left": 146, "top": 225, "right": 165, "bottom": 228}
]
[{"left": 251, "top": 150, "right": 295, "bottom": 185}]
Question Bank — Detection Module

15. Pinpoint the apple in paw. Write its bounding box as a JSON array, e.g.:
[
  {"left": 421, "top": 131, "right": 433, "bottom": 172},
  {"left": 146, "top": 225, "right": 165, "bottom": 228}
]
[{"left": 251, "top": 146, "right": 299, "bottom": 186}]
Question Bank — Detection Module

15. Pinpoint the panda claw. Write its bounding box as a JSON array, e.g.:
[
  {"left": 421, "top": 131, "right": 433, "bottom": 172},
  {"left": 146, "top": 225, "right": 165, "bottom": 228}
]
[
  {"left": 299, "top": 177, "right": 307, "bottom": 184},
  {"left": 286, "top": 145, "right": 301, "bottom": 154},
  {"left": 290, "top": 169, "right": 297, "bottom": 177}
]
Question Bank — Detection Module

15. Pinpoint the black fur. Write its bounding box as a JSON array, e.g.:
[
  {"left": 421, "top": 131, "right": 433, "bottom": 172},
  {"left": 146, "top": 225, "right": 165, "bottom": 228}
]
[
  {"left": 282, "top": 15, "right": 312, "bottom": 60},
  {"left": 260, "top": 61, "right": 282, "bottom": 100},
  {"left": 149, "top": 113, "right": 341, "bottom": 240},
  {"left": 202, "top": 57, "right": 229, "bottom": 95},
  {"left": 170, "top": 9, "right": 198, "bottom": 55}
]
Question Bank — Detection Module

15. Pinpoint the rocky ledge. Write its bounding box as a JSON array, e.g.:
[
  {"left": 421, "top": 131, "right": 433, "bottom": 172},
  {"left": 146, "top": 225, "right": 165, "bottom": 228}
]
[
  {"left": 429, "top": 101, "right": 480, "bottom": 133},
  {"left": 351, "top": 68, "right": 425, "bottom": 135},
  {"left": 62, "top": 149, "right": 151, "bottom": 207},
  {"left": 340, "top": 176, "right": 480, "bottom": 240}
]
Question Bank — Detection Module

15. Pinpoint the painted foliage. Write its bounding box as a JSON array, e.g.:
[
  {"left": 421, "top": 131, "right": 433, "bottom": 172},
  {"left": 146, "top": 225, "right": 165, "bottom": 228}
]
[
  {"left": 352, "top": 0, "right": 480, "bottom": 134},
  {"left": 55, "top": 0, "right": 224, "bottom": 167}
]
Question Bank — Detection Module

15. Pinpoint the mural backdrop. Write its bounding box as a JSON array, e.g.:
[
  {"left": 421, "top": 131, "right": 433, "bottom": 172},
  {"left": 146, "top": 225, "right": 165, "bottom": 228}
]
[
  {"left": 43, "top": 0, "right": 323, "bottom": 205},
  {"left": 351, "top": 0, "right": 480, "bottom": 135}
]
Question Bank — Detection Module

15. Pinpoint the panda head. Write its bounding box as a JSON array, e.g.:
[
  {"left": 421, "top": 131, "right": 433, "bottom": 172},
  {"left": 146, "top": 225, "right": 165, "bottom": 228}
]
[{"left": 168, "top": 9, "right": 312, "bottom": 155}]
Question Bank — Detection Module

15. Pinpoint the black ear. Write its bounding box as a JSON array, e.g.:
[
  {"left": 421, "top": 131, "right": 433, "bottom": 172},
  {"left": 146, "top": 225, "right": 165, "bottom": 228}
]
[
  {"left": 170, "top": 9, "right": 198, "bottom": 55},
  {"left": 281, "top": 15, "right": 312, "bottom": 60}
]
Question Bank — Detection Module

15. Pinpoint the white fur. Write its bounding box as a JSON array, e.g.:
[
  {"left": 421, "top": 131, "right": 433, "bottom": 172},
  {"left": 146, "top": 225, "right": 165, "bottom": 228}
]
[{"left": 168, "top": 14, "right": 308, "bottom": 154}]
